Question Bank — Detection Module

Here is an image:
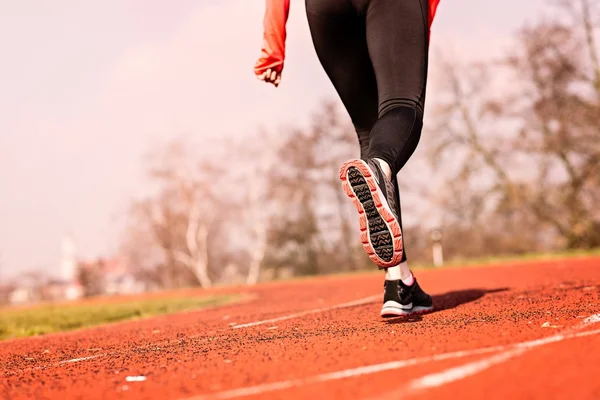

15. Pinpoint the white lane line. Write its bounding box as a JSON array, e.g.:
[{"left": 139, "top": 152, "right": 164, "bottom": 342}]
[
  {"left": 403, "top": 312, "right": 600, "bottom": 395},
  {"left": 180, "top": 347, "right": 503, "bottom": 400},
  {"left": 57, "top": 355, "right": 105, "bottom": 365},
  {"left": 5, "top": 294, "right": 377, "bottom": 374},
  {"left": 583, "top": 313, "right": 600, "bottom": 324},
  {"left": 2, "top": 354, "right": 107, "bottom": 376},
  {"left": 231, "top": 295, "right": 380, "bottom": 329},
  {"left": 183, "top": 314, "right": 600, "bottom": 400},
  {"left": 407, "top": 348, "right": 527, "bottom": 392}
]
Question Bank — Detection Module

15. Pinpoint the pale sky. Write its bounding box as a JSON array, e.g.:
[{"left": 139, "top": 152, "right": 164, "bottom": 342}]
[{"left": 0, "top": 0, "right": 548, "bottom": 279}]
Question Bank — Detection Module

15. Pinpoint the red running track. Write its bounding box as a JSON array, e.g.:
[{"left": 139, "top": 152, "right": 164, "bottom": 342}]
[{"left": 1, "top": 257, "right": 599, "bottom": 399}]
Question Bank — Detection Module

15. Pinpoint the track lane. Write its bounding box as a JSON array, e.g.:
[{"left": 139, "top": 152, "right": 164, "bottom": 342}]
[{"left": 1, "top": 257, "right": 598, "bottom": 399}]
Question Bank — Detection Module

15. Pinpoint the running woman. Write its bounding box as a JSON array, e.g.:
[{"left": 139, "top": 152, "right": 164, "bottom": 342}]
[{"left": 254, "top": 0, "right": 440, "bottom": 318}]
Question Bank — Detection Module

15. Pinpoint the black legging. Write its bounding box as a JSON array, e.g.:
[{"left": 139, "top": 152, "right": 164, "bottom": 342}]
[
  {"left": 305, "top": 0, "right": 430, "bottom": 175},
  {"left": 306, "top": 0, "right": 430, "bottom": 264}
]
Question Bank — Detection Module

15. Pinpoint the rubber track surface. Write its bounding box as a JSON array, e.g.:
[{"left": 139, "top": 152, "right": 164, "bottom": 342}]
[{"left": 1, "top": 257, "right": 599, "bottom": 399}]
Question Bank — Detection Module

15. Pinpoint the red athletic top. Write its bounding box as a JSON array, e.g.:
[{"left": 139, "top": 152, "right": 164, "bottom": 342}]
[{"left": 255, "top": 0, "right": 440, "bottom": 76}]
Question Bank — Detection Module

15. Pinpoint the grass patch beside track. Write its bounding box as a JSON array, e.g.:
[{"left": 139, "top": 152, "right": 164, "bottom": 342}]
[{"left": 0, "top": 294, "right": 236, "bottom": 341}]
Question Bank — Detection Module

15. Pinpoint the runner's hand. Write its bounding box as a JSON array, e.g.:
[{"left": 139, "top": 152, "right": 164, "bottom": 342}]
[{"left": 257, "top": 68, "right": 282, "bottom": 87}]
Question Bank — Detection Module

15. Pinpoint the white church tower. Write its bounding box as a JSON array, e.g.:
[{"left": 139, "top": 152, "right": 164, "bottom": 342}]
[
  {"left": 60, "top": 235, "right": 77, "bottom": 282},
  {"left": 60, "top": 235, "right": 83, "bottom": 300}
]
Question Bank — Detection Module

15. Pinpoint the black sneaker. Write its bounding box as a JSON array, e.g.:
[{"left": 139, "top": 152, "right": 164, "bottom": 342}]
[
  {"left": 380, "top": 278, "right": 434, "bottom": 318},
  {"left": 339, "top": 159, "right": 404, "bottom": 268}
]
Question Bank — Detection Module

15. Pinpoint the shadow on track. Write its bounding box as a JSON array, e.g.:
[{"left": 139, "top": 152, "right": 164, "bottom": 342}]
[{"left": 384, "top": 287, "right": 509, "bottom": 324}]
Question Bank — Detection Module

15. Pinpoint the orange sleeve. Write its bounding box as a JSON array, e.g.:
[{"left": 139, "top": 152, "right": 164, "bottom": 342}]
[
  {"left": 429, "top": 0, "right": 440, "bottom": 28},
  {"left": 254, "top": 0, "right": 291, "bottom": 76}
]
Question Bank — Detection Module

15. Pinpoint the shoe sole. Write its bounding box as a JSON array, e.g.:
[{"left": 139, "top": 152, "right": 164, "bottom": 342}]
[
  {"left": 339, "top": 159, "right": 403, "bottom": 268},
  {"left": 380, "top": 301, "right": 434, "bottom": 318}
]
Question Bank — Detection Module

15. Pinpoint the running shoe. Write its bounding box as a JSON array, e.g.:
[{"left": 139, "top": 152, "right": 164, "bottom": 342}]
[{"left": 339, "top": 158, "right": 403, "bottom": 268}]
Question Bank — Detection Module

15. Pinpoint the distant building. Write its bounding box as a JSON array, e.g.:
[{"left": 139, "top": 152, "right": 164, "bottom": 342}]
[
  {"left": 6, "top": 272, "right": 46, "bottom": 305},
  {"left": 78, "top": 257, "right": 145, "bottom": 296},
  {"left": 60, "top": 235, "right": 78, "bottom": 282},
  {"left": 0, "top": 284, "right": 16, "bottom": 306},
  {"left": 7, "top": 236, "right": 84, "bottom": 305},
  {"left": 99, "top": 257, "right": 144, "bottom": 295},
  {"left": 6, "top": 236, "right": 145, "bottom": 305},
  {"left": 43, "top": 279, "right": 83, "bottom": 302},
  {"left": 8, "top": 286, "right": 34, "bottom": 305},
  {"left": 48, "top": 235, "right": 84, "bottom": 300}
]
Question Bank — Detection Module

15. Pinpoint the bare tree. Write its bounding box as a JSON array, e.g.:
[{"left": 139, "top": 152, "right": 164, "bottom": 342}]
[
  {"left": 507, "top": 2, "right": 600, "bottom": 247},
  {"left": 264, "top": 125, "right": 323, "bottom": 276},
  {"left": 309, "top": 101, "right": 362, "bottom": 270},
  {"left": 122, "top": 139, "right": 229, "bottom": 289},
  {"left": 227, "top": 129, "right": 283, "bottom": 285},
  {"left": 259, "top": 100, "right": 371, "bottom": 276},
  {"left": 425, "top": 0, "right": 600, "bottom": 257},
  {"left": 427, "top": 58, "right": 517, "bottom": 225},
  {"left": 77, "top": 260, "right": 106, "bottom": 297},
  {"left": 552, "top": 0, "right": 600, "bottom": 95},
  {"left": 150, "top": 186, "right": 213, "bottom": 288}
]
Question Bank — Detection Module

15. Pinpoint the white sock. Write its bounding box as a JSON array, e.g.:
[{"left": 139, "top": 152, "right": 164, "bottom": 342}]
[
  {"left": 385, "top": 261, "right": 413, "bottom": 285},
  {"left": 385, "top": 265, "right": 401, "bottom": 280},
  {"left": 373, "top": 158, "right": 392, "bottom": 180},
  {"left": 401, "top": 270, "right": 415, "bottom": 286}
]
